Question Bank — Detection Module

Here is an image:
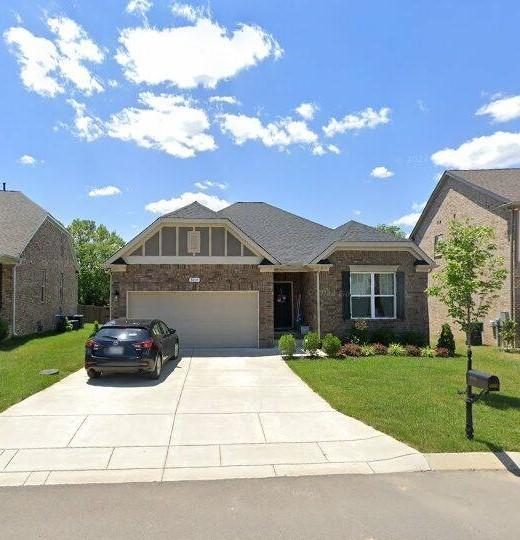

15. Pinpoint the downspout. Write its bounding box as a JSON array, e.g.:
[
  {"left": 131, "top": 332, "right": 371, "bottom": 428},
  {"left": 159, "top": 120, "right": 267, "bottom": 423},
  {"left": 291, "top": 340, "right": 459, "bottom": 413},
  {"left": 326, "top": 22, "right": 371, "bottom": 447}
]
[
  {"left": 12, "top": 265, "right": 17, "bottom": 336},
  {"left": 316, "top": 271, "right": 321, "bottom": 338}
]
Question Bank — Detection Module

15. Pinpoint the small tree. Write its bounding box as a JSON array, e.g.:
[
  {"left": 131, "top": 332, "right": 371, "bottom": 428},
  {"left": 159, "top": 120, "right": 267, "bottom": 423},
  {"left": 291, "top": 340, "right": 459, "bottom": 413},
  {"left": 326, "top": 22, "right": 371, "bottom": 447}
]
[
  {"left": 427, "top": 220, "right": 507, "bottom": 438},
  {"left": 499, "top": 319, "right": 518, "bottom": 350},
  {"left": 437, "top": 324, "right": 456, "bottom": 357},
  {"left": 376, "top": 224, "right": 407, "bottom": 239}
]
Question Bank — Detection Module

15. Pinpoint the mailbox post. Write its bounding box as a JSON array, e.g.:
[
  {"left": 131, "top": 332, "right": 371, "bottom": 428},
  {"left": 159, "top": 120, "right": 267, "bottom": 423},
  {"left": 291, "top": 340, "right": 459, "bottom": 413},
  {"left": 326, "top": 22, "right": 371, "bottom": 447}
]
[{"left": 465, "top": 363, "right": 500, "bottom": 439}]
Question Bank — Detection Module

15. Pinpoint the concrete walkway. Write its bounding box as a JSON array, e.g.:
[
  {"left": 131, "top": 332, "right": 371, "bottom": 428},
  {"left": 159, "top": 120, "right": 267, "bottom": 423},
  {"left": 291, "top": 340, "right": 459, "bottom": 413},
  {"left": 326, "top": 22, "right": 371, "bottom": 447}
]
[{"left": 0, "top": 349, "right": 428, "bottom": 486}]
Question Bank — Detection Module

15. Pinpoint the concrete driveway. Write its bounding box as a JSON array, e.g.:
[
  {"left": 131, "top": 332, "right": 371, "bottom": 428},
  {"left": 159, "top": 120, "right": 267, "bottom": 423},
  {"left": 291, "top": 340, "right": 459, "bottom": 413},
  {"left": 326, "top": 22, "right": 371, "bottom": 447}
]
[{"left": 0, "top": 349, "right": 428, "bottom": 486}]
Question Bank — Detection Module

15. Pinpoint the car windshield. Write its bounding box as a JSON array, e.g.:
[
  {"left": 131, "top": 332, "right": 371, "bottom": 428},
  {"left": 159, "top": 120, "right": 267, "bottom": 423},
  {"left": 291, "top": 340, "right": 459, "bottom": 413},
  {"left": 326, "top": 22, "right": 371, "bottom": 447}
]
[{"left": 96, "top": 328, "right": 149, "bottom": 341}]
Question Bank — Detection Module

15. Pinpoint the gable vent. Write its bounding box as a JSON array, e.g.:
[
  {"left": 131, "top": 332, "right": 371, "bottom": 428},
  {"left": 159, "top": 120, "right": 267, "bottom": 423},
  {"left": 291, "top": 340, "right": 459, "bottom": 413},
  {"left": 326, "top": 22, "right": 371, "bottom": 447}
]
[{"left": 187, "top": 230, "right": 201, "bottom": 254}]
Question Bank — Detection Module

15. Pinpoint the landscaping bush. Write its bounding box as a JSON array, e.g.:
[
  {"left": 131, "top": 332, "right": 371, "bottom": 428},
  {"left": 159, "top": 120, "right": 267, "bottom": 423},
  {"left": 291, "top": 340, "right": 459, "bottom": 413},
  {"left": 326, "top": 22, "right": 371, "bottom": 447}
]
[
  {"left": 499, "top": 319, "right": 518, "bottom": 350},
  {"left": 278, "top": 334, "right": 296, "bottom": 358},
  {"left": 339, "top": 343, "right": 362, "bottom": 357},
  {"left": 435, "top": 347, "right": 450, "bottom": 358},
  {"left": 322, "top": 333, "right": 341, "bottom": 357},
  {"left": 361, "top": 344, "right": 376, "bottom": 357},
  {"left": 420, "top": 346, "right": 436, "bottom": 358},
  {"left": 303, "top": 332, "right": 321, "bottom": 357},
  {"left": 437, "top": 323, "right": 455, "bottom": 356},
  {"left": 370, "top": 328, "right": 395, "bottom": 346},
  {"left": 91, "top": 320, "right": 100, "bottom": 336},
  {"left": 0, "top": 319, "right": 8, "bottom": 341},
  {"left": 399, "top": 331, "right": 427, "bottom": 347},
  {"left": 388, "top": 343, "right": 406, "bottom": 356},
  {"left": 348, "top": 320, "right": 369, "bottom": 344},
  {"left": 405, "top": 345, "right": 421, "bottom": 357},
  {"left": 373, "top": 342, "right": 388, "bottom": 355}
]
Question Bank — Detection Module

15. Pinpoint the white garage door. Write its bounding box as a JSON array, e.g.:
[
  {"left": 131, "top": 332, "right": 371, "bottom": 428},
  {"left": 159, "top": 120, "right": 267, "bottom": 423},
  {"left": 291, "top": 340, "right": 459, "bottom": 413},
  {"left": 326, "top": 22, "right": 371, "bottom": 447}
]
[{"left": 127, "top": 291, "right": 259, "bottom": 348}]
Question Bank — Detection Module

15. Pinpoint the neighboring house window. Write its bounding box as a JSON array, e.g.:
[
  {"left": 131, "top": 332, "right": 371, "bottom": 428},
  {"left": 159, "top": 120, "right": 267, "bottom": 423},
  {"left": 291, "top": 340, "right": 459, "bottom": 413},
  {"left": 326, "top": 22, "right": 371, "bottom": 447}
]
[
  {"left": 40, "top": 270, "right": 46, "bottom": 303},
  {"left": 60, "top": 272, "right": 64, "bottom": 302},
  {"left": 350, "top": 272, "right": 396, "bottom": 319},
  {"left": 434, "top": 234, "right": 444, "bottom": 258}
]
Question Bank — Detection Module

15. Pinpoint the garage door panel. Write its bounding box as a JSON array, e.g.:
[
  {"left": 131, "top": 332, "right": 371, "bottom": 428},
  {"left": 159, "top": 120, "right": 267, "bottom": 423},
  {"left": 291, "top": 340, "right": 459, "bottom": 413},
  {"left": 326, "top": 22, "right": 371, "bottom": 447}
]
[{"left": 127, "top": 292, "right": 258, "bottom": 348}]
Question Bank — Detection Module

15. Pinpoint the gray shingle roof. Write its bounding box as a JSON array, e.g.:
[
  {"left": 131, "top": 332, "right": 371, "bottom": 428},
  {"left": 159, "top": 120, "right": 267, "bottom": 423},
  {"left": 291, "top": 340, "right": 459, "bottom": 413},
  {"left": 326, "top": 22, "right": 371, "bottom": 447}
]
[
  {"left": 164, "top": 201, "right": 221, "bottom": 219},
  {"left": 447, "top": 169, "right": 520, "bottom": 203},
  {"left": 0, "top": 191, "right": 50, "bottom": 259}
]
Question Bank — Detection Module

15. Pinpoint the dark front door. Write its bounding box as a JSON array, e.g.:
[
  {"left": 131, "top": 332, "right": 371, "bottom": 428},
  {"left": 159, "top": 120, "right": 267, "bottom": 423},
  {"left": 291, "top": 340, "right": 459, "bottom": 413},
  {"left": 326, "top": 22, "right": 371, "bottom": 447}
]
[{"left": 274, "top": 282, "right": 293, "bottom": 329}]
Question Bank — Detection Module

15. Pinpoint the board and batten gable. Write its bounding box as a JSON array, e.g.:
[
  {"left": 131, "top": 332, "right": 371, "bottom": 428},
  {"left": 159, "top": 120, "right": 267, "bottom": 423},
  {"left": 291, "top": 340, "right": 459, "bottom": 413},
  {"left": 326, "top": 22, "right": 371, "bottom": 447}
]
[{"left": 412, "top": 175, "right": 515, "bottom": 345}]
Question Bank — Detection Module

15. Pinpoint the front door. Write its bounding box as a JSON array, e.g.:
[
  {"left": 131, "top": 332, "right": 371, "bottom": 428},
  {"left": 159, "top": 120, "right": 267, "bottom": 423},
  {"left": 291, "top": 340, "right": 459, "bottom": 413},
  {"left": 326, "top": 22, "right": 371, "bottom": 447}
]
[{"left": 274, "top": 282, "right": 293, "bottom": 329}]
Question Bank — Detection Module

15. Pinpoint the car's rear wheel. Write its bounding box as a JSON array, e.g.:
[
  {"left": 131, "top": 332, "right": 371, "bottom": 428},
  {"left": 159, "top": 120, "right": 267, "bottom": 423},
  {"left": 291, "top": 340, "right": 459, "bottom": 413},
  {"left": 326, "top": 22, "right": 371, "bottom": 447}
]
[
  {"left": 173, "top": 341, "right": 180, "bottom": 360},
  {"left": 150, "top": 353, "right": 162, "bottom": 379},
  {"left": 87, "top": 368, "right": 100, "bottom": 379}
]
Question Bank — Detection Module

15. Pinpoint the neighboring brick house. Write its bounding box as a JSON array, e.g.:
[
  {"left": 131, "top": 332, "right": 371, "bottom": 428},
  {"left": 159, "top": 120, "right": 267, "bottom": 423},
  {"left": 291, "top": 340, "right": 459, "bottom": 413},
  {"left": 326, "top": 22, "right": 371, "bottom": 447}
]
[
  {"left": 106, "top": 201, "right": 433, "bottom": 348},
  {"left": 0, "top": 188, "right": 78, "bottom": 336},
  {"left": 411, "top": 169, "right": 520, "bottom": 345}
]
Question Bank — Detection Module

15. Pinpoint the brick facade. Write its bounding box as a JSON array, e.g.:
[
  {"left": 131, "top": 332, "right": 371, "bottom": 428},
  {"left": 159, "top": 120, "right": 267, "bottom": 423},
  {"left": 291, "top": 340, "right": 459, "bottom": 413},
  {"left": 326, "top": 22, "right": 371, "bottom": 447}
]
[
  {"left": 0, "top": 264, "right": 14, "bottom": 332},
  {"left": 413, "top": 179, "right": 513, "bottom": 345},
  {"left": 110, "top": 264, "right": 274, "bottom": 347},
  {"left": 4, "top": 219, "right": 78, "bottom": 336},
  {"left": 319, "top": 250, "right": 429, "bottom": 341}
]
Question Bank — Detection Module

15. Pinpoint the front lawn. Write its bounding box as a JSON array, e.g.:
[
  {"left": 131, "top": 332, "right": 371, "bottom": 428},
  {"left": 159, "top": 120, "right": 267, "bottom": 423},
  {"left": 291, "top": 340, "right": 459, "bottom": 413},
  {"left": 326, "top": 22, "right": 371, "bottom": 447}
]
[
  {"left": 287, "top": 346, "right": 520, "bottom": 452},
  {"left": 0, "top": 325, "right": 92, "bottom": 412}
]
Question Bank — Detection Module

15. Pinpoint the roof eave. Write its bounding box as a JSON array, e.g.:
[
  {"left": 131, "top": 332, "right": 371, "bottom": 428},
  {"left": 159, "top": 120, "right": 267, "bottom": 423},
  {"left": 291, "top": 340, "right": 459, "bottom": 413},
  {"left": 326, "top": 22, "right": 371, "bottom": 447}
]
[{"left": 0, "top": 254, "right": 19, "bottom": 264}]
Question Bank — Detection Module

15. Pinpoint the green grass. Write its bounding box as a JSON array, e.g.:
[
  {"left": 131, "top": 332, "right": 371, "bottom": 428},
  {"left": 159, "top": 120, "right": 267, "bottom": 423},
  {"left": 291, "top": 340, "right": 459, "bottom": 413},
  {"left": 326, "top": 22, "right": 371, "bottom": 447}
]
[
  {"left": 287, "top": 346, "right": 520, "bottom": 453},
  {"left": 0, "top": 325, "right": 92, "bottom": 412}
]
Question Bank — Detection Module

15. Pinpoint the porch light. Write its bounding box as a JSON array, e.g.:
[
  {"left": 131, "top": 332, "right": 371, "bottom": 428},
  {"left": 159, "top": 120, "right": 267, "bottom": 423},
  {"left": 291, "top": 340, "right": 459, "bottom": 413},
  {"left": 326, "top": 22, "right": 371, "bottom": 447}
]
[{"left": 114, "top": 289, "right": 120, "bottom": 302}]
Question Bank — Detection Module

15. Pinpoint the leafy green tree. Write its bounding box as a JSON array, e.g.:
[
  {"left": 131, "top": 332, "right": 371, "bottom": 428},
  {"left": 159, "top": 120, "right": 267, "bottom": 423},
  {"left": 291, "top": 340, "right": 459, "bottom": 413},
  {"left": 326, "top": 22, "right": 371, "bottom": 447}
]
[
  {"left": 68, "top": 219, "right": 124, "bottom": 306},
  {"left": 376, "top": 224, "right": 407, "bottom": 238}
]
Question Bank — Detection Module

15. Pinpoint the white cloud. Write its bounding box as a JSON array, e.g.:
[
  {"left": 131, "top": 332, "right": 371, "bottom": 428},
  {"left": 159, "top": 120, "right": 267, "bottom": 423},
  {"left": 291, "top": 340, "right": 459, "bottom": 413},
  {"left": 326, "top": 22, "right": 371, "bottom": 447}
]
[
  {"left": 295, "top": 102, "right": 318, "bottom": 121},
  {"left": 323, "top": 107, "right": 391, "bottom": 137},
  {"left": 327, "top": 144, "right": 340, "bottom": 155},
  {"left": 106, "top": 92, "right": 216, "bottom": 158},
  {"left": 194, "top": 180, "right": 228, "bottom": 190},
  {"left": 171, "top": 2, "right": 209, "bottom": 22},
  {"left": 126, "top": 0, "right": 152, "bottom": 17},
  {"left": 476, "top": 95, "right": 520, "bottom": 123},
  {"left": 18, "top": 154, "right": 39, "bottom": 166},
  {"left": 209, "top": 95, "right": 240, "bottom": 105},
  {"left": 219, "top": 113, "right": 322, "bottom": 152},
  {"left": 371, "top": 166, "right": 394, "bottom": 179},
  {"left": 145, "top": 191, "right": 230, "bottom": 214},
  {"left": 311, "top": 143, "right": 340, "bottom": 156},
  {"left": 353, "top": 209, "right": 362, "bottom": 216},
  {"left": 88, "top": 185, "right": 122, "bottom": 197},
  {"left": 108, "top": 79, "right": 119, "bottom": 88},
  {"left": 431, "top": 131, "right": 520, "bottom": 169},
  {"left": 115, "top": 14, "right": 282, "bottom": 89},
  {"left": 4, "top": 17, "right": 104, "bottom": 97},
  {"left": 68, "top": 99, "right": 104, "bottom": 141},
  {"left": 391, "top": 201, "right": 426, "bottom": 228}
]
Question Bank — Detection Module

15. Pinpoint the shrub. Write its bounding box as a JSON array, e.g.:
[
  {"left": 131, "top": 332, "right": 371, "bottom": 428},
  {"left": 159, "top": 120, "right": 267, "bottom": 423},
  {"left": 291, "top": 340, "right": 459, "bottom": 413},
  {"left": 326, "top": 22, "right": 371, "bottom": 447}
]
[
  {"left": 349, "top": 320, "right": 369, "bottom": 344},
  {"left": 0, "top": 319, "right": 8, "bottom": 341},
  {"left": 303, "top": 332, "right": 321, "bottom": 357},
  {"left": 373, "top": 342, "right": 388, "bottom": 355},
  {"left": 405, "top": 345, "right": 421, "bottom": 357},
  {"left": 436, "top": 347, "right": 450, "bottom": 358},
  {"left": 499, "top": 319, "right": 518, "bottom": 350},
  {"left": 92, "top": 320, "right": 100, "bottom": 335},
  {"left": 420, "top": 346, "right": 436, "bottom": 358},
  {"left": 388, "top": 343, "right": 406, "bottom": 356},
  {"left": 370, "top": 328, "right": 395, "bottom": 346},
  {"left": 322, "top": 333, "right": 341, "bottom": 357},
  {"left": 278, "top": 334, "right": 296, "bottom": 358},
  {"left": 399, "top": 331, "right": 427, "bottom": 347},
  {"left": 437, "top": 324, "right": 456, "bottom": 356},
  {"left": 339, "top": 343, "right": 362, "bottom": 357},
  {"left": 360, "top": 344, "right": 376, "bottom": 356}
]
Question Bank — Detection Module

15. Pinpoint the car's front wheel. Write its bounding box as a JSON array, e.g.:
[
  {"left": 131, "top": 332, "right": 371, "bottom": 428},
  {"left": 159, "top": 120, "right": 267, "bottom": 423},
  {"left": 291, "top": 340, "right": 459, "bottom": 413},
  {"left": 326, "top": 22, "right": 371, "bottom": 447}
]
[
  {"left": 87, "top": 368, "right": 100, "bottom": 379},
  {"left": 173, "top": 341, "right": 180, "bottom": 360},
  {"left": 150, "top": 353, "right": 162, "bottom": 379}
]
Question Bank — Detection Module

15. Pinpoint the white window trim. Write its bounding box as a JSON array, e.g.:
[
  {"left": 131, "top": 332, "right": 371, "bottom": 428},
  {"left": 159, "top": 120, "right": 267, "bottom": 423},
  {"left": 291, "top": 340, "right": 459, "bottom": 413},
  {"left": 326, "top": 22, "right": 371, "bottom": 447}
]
[{"left": 350, "top": 271, "right": 396, "bottom": 320}]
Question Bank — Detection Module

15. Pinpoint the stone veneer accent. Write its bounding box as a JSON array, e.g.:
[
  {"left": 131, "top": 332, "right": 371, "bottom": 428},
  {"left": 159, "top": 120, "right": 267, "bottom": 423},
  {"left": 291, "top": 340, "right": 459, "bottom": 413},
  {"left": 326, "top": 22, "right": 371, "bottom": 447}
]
[
  {"left": 319, "top": 250, "right": 429, "bottom": 341},
  {"left": 413, "top": 178, "right": 513, "bottom": 345},
  {"left": 111, "top": 264, "right": 274, "bottom": 347},
  {"left": 2, "top": 219, "right": 78, "bottom": 336}
]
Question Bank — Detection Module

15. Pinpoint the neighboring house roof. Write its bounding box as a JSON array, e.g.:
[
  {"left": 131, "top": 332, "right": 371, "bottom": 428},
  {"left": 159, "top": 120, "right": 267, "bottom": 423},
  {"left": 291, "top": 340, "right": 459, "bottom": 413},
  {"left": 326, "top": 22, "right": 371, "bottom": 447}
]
[
  {"left": 0, "top": 191, "right": 51, "bottom": 260},
  {"left": 411, "top": 168, "right": 520, "bottom": 239},
  {"left": 109, "top": 200, "right": 433, "bottom": 267}
]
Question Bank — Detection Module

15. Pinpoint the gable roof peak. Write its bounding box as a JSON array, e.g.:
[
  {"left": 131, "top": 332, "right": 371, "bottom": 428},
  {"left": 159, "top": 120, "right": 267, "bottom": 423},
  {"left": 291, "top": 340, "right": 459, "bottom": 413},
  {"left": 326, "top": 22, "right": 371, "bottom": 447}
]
[{"left": 163, "top": 200, "right": 220, "bottom": 219}]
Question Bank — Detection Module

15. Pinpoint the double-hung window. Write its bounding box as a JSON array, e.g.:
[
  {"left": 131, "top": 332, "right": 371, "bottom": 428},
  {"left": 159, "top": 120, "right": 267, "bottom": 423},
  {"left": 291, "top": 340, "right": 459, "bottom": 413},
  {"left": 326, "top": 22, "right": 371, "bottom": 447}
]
[{"left": 351, "top": 272, "right": 396, "bottom": 319}]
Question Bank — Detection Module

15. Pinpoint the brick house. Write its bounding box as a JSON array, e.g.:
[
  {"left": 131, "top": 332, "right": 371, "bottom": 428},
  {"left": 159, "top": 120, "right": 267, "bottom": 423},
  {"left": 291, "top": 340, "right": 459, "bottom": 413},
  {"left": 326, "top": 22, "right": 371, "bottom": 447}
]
[
  {"left": 0, "top": 188, "right": 78, "bottom": 336},
  {"left": 411, "top": 169, "right": 520, "bottom": 345},
  {"left": 106, "top": 201, "right": 433, "bottom": 348}
]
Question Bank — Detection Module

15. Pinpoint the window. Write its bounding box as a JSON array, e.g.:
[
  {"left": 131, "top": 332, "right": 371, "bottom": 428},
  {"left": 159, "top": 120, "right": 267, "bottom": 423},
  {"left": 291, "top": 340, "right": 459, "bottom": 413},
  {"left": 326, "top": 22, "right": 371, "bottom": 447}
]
[
  {"left": 40, "top": 270, "right": 46, "bottom": 303},
  {"left": 434, "top": 234, "right": 444, "bottom": 258},
  {"left": 351, "top": 272, "right": 396, "bottom": 319}
]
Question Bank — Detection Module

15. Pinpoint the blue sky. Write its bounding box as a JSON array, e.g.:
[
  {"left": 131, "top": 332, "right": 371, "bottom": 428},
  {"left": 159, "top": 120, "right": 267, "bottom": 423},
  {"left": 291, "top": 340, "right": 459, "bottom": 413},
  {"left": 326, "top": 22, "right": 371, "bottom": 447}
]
[{"left": 2, "top": 1, "right": 520, "bottom": 241}]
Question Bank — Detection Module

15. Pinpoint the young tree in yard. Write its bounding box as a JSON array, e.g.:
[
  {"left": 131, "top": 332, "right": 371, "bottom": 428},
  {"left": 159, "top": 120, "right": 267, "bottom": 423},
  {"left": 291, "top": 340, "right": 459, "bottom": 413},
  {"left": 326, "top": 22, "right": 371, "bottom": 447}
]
[
  {"left": 427, "top": 220, "right": 507, "bottom": 438},
  {"left": 375, "top": 224, "right": 407, "bottom": 238},
  {"left": 68, "top": 220, "right": 124, "bottom": 306}
]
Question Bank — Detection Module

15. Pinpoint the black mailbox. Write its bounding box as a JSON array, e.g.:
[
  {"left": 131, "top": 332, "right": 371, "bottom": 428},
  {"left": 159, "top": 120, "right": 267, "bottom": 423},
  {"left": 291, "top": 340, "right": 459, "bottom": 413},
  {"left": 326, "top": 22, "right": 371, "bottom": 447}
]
[{"left": 467, "top": 370, "right": 500, "bottom": 392}]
